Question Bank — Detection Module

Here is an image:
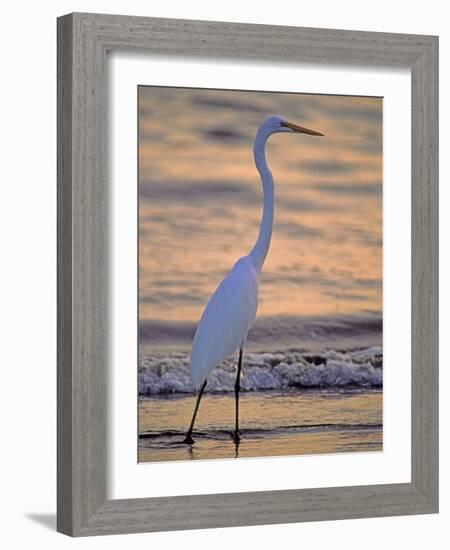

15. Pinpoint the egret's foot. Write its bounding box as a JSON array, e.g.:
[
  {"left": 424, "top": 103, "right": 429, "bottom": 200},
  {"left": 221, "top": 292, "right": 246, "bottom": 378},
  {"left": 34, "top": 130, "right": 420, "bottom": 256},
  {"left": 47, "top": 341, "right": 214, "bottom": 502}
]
[
  {"left": 233, "top": 431, "right": 241, "bottom": 444},
  {"left": 183, "top": 432, "right": 195, "bottom": 445}
]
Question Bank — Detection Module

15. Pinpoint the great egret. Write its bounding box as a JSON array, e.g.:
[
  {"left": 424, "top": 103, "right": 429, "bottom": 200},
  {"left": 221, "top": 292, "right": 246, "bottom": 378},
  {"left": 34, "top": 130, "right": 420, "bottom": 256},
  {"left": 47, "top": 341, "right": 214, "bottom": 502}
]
[{"left": 183, "top": 115, "right": 324, "bottom": 445}]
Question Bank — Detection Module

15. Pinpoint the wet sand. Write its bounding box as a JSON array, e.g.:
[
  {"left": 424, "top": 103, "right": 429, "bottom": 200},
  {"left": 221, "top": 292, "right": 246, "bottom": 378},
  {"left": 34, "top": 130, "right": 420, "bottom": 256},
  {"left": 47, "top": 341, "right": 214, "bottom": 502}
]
[{"left": 139, "top": 388, "right": 382, "bottom": 462}]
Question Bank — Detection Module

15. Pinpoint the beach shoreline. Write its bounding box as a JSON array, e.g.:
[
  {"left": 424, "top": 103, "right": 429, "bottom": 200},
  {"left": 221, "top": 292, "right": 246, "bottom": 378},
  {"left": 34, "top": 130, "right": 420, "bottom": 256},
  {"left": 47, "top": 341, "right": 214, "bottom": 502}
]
[{"left": 139, "top": 387, "right": 382, "bottom": 463}]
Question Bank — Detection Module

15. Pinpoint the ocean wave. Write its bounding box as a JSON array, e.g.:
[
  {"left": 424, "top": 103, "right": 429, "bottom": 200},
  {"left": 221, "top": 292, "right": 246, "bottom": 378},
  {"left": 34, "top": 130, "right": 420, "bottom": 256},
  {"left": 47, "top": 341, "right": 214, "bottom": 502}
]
[
  {"left": 139, "top": 314, "right": 382, "bottom": 347},
  {"left": 139, "top": 346, "right": 382, "bottom": 395}
]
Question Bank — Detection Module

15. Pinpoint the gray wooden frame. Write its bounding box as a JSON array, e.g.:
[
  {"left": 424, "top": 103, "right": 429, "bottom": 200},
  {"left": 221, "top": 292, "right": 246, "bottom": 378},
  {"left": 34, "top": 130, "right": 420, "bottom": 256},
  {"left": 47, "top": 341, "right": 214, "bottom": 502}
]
[{"left": 57, "top": 12, "right": 439, "bottom": 537}]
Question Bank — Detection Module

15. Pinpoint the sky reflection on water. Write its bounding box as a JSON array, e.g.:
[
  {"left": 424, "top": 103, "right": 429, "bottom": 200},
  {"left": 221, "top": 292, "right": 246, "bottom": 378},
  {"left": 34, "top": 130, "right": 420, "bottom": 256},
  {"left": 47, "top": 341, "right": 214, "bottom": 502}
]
[{"left": 139, "top": 87, "right": 382, "bottom": 324}]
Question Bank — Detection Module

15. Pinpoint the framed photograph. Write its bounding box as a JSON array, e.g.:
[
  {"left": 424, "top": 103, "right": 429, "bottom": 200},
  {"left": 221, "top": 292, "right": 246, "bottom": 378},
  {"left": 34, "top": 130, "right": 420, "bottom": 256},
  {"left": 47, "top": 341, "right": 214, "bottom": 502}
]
[{"left": 57, "top": 13, "right": 438, "bottom": 536}]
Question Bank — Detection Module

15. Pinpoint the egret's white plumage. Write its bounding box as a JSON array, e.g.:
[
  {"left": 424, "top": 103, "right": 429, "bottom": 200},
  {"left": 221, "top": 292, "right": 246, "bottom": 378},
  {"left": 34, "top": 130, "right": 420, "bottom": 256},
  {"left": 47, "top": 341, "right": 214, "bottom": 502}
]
[
  {"left": 189, "top": 116, "right": 323, "bottom": 390},
  {"left": 190, "top": 256, "right": 259, "bottom": 387}
]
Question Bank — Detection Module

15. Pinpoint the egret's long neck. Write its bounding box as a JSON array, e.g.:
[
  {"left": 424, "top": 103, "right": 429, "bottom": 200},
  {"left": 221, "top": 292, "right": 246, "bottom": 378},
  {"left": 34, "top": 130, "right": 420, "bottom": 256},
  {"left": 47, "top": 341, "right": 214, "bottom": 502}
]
[{"left": 249, "top": 130, "right": 274, "bottom": 273}]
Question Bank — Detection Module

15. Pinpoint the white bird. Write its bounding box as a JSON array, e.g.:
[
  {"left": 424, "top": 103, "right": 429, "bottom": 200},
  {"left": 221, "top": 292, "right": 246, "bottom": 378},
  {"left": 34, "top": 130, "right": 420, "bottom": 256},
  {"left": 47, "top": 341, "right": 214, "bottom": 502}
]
[{"left": 183, "top": 115, "right": 324, "bottom": 445}]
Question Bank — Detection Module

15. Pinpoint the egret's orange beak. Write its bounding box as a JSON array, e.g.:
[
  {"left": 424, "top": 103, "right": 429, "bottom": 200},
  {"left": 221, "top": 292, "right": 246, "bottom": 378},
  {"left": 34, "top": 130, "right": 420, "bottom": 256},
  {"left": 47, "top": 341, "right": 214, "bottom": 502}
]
[{"left": 282, "top": 121, "right": 324, "bottom": 136}]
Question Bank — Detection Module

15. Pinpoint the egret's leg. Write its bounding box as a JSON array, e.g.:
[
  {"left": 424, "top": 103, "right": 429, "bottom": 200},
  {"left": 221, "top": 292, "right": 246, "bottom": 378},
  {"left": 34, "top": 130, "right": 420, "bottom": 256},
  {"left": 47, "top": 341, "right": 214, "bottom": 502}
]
[
  {"left": 183, "top": 379, "right": 207, "bottom": 444},
  {"left": 233, "top": 348, "right": 244, "bottom": 444}
]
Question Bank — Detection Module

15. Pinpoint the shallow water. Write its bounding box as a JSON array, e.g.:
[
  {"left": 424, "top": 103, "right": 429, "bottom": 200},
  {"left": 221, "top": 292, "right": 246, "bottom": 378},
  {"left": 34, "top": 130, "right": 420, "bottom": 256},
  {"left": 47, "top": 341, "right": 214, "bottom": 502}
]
[{"left": 139, "top": 388, "right": 382, "bottom": 462}]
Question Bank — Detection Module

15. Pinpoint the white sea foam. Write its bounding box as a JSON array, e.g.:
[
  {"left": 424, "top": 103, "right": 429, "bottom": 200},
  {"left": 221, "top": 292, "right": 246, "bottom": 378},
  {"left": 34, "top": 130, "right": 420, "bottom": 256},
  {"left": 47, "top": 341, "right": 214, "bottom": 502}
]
[{"left": 139, "top": 346, "right": 382, "bottom": 395}]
